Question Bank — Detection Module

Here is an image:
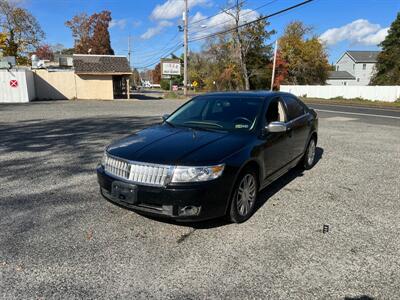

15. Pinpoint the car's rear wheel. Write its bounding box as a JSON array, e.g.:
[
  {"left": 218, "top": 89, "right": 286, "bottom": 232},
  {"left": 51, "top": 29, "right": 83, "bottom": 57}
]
[
  {"left": 229, "top": 170, "right": 258, "bottom": 223},
  {"left": 302, "top": 137, "right": 317, "bottom": 170}
]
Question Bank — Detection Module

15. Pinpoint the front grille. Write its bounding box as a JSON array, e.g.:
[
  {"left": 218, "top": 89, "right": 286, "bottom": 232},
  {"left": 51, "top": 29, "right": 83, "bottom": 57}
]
[{"left": 104, "top": 155, "right": 172, "bottom": 186}]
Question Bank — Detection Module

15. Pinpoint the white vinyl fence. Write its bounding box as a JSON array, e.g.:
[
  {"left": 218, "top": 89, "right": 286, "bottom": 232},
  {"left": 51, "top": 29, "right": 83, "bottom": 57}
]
[{"left": 280, "top": 85, "right": 400, "bottom": 102}]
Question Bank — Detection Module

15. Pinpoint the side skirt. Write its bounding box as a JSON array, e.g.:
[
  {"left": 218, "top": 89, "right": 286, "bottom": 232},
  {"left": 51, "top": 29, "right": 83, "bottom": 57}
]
[{"left": 259, "top": 154, "right": 303, "bottom": 190}]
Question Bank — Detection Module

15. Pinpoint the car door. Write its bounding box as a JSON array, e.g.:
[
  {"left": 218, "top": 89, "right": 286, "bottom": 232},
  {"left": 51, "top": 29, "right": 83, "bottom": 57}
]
[
  {"left": 281, "top": 95, "right": 309, "bottom": 161},
  {"left": 261, "top": 96, "right": 292, "bottom": 179}
]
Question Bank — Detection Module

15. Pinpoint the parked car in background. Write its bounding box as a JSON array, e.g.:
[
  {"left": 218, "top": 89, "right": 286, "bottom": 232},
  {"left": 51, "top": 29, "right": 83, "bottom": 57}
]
[{"left": 97, "top": 91, "right": 318, "bottom": 223}]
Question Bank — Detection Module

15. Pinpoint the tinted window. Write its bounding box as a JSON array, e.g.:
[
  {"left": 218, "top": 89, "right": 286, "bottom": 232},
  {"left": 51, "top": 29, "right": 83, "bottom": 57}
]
[
  {"left": 282, "top": 96, "right": 305, "bottom": 120},
  {"left": 167, "top": 96, "right": 263, "bottom": 132}
]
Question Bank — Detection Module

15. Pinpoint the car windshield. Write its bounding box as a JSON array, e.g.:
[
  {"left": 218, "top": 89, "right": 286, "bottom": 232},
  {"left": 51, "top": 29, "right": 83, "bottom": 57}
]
[{"left": 166, "top": 96, "right": 264, "bottom": 132}]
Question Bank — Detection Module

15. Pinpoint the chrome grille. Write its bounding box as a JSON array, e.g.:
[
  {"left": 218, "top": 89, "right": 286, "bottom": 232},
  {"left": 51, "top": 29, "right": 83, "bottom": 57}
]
[{"left": 104, "top": 155, "right": 171, "bottom": 186}]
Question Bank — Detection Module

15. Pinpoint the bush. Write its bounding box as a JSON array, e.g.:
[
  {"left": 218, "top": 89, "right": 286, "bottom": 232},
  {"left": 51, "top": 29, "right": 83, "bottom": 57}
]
[{"left": 160, "top": 79, "right": 170, "bottom": 91}]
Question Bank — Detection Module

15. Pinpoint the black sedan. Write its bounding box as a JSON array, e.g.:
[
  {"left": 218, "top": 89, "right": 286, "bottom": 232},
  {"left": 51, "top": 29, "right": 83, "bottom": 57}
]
[{"left": 97, "top": 91, "right": 318, "bottom": 223}]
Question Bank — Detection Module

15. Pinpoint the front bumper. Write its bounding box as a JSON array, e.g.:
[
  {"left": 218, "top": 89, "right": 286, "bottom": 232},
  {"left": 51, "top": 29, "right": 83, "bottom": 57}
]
[{"left": 97, "top": 165, "right": 233, "bottom": 221}]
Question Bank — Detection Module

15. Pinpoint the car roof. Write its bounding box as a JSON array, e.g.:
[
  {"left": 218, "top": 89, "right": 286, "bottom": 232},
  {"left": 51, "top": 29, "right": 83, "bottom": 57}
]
[{"left": 197, "top": 91, "right": 290, "bottom": 99}]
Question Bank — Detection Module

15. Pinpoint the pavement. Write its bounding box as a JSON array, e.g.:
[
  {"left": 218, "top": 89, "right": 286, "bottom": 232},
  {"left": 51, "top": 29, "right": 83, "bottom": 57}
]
[{"left": 0, "top": 99, "right": 399, "bottom": 299}]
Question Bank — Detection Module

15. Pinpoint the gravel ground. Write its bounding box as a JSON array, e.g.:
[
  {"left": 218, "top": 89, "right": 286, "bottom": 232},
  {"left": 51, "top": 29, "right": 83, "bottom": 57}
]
[{"left": 0, "top": 100, "right": 399, "bottom": 299}]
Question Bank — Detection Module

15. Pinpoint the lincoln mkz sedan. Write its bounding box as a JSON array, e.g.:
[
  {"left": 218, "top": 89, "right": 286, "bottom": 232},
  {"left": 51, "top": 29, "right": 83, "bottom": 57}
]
[{"left": 97, "top": 91, "right": 318, "bottom": 223}]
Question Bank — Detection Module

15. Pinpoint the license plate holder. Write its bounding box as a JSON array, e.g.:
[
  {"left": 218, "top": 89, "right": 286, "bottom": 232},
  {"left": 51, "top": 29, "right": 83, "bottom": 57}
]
[{"left": 111, "top": 181, "right": 138, "bottom": 204}]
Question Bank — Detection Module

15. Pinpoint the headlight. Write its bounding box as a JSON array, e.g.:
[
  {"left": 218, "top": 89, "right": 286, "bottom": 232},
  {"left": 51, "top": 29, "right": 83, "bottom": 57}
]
[{"left": 171, "top": 164, "right": 225, "bottom": 183}]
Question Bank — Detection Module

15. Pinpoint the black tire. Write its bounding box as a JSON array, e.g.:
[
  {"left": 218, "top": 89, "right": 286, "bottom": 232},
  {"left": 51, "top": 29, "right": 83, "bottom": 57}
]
[
  {"left": 301, "top": 137, "right": 317, "bottom": 170},
  {"left": 228, "top": 169, "right": 259, "bottom": 223}
]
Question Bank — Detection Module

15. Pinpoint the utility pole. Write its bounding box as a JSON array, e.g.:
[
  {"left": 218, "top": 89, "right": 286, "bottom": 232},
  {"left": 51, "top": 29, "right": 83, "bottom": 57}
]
[
  {"left": 128, "top": 34, "right": 132, "bottom": 68},
  {"left": 183, "top": 0, "right": 188, "bottom": 97},
  {"left": 270, "top": 40, "right": 278, "bottom": 91}
]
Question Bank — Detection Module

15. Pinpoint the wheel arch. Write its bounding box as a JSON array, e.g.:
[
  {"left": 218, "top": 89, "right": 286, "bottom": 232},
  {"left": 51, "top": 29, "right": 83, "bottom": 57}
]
[{"left": 224, "top": 159, "right": 263, "bottom": 215}]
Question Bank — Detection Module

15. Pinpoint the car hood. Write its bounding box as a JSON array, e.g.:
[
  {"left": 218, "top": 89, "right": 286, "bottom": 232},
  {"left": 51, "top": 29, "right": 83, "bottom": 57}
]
[{"left": 107, "top": 124, "right": 250, "bottom": 165}]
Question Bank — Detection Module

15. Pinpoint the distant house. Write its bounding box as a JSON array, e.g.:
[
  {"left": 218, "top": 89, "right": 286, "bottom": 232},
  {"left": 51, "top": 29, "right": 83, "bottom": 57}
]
[
  {"left": 33, "top": 54, "right": 132, "bottom": 100},
  {"left": 73, "top": 54, "right": 132, "bottom": 99},
  {"left": 327, "top": 50, "right": 380, "bottom": 86}
]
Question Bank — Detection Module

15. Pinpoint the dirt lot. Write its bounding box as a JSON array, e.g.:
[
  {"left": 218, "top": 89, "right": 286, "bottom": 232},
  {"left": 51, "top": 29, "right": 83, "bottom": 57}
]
[{"left": 0, "top": 100, "right": 399, "bottom": 299}]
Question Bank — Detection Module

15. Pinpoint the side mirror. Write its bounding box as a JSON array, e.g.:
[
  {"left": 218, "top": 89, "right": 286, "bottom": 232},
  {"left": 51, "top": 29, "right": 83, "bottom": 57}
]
[
  {"left": 266, "top": 121, "right": 287, "bottom": 133},
  {"left": 162, "top": 114, "right": 170, "bottom": 121}
]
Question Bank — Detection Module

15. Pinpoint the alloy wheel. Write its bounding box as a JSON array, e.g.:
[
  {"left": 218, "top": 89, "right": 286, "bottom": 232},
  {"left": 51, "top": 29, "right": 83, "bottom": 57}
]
[
  {"left": 307, "top": 139, "right": 316, "bottom": 166},
  {"left": 236, "top": 174, "right": 257, "bottom": 217}
]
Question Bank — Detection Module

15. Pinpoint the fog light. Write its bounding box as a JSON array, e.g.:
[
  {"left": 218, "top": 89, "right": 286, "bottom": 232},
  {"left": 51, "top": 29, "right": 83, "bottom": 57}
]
[{"left": 178, "top": 206, "right": 200, "bottom": 216}]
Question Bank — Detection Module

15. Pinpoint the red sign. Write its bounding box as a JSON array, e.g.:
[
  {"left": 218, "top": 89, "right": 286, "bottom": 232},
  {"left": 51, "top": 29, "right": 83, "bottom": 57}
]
[{"left": 10, "top": 80, "right": 18, "bottom": 88}]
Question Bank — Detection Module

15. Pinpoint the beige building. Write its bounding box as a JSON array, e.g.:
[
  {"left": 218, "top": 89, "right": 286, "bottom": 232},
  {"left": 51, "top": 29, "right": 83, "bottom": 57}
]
[{"left": 33, "top": 54, "right": 131, "bottom": 100}]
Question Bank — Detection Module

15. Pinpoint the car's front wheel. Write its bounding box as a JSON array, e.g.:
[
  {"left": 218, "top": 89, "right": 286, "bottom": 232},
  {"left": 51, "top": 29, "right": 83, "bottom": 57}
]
[
  {"left": 302, "top": 137, "right": 317, "bottom": 170},
  {"left": 229, "top": 170, "right": 259, "bottom": 223}
]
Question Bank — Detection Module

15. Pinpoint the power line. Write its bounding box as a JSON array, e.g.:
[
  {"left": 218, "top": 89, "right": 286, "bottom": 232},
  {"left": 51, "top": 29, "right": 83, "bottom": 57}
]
[
  {"left": 189, "top": 0, "right": 279, "bottom": 37},
  {"left": 189, "top": 0, "right": 248, "bottom": 26},
  {"left": 133, "top": 31, "right": 181, "bottom": 58},
  {"left": 189, "top": 0, "right": 314, "bottom": 43},
  {"left": 133, "top": 42, "right": 182, "bottom": 66},
  {"left": 135, "top": 43, "right": 183, "bottom": 69}
]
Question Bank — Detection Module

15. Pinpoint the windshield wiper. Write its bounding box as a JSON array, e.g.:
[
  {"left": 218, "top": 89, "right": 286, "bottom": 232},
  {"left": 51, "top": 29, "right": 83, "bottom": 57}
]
[
  {"left": 183, "top": 124, "right": 226, "bottom": 133},
  {"left": 183, "top": 121, "right": 224, "bottom": 129}
]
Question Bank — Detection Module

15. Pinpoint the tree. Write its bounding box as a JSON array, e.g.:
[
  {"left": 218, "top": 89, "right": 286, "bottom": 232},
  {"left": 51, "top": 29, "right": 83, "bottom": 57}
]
[
  {"left": 89, "top": 11, "right": 114, "bottom": 55},
  {"left": 35, "top": 44, "right": 54, "bottom": 60},
  {"left": 0, "top": 0, "right": 44, "bottom": 60},
  {"left": 272, "top": 51, "right": 288, "bottom": 89},
  {"left": 279, "top": 21, "right": 330, "bottom": 85},
  {"left": 222, "top": 2, "right": 273, "bottom": 90},
  {"left": 0, "top": 31, "right": 6, "bottom": 55},
  {"left": 65, "top": 10, "right": 114, "bottom": 55},
  {"left": 243, "top": 20, "right": 275, "bottom": 89},
  {"left": 61, "top": 48, "right": 75, "bottom": 55},
  {"left": 152, "top": 63, "right": 161, "bottom": 84},
  {"left": 370, "top": 12, "right": 400, "bottom": 85}
]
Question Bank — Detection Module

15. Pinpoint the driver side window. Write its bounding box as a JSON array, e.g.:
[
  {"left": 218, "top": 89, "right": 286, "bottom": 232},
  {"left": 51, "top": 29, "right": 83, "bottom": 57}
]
[{"left": 265, "top": 97, "right": 287, "bottom": 124}]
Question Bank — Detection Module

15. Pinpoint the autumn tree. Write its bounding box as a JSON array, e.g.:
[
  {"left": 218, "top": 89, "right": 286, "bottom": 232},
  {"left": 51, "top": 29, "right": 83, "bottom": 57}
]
[
  {"left": 89, "top": 11, "right": 114, "bottom": 55},
  {"left": 0, "top": 0, "right": 44, "bottom": 61},
  {"left": 152, "top": 63, "right": 161, "bottom": 84},
  {"left": 279, "top": 21, "right": 330, "bottom": 85},
  {"left": 273, "top": 51, "right": 288, "bottom": 89},
  {"left": 66, "top": 10, "right": 114, "bottom": 55},
  {"left": 0, "top": 31, "right": 6, "bottom": 55},
  {"left": 35, "top": 44, "right": 54, "bottom": 60},
  {"left": 370, "top": 12, "right": 400, "bottom": 85}
]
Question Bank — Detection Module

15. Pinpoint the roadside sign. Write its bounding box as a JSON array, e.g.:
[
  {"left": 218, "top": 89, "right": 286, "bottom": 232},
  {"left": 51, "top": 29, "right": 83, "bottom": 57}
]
[
  {"left": 172, "top": 85, "right": 178, "bottom": 91},
  {"left": 10, "top": 80, "right": 18, "bottom": 88},
  {"left": 161, "top": 59, "right": 181, "bottom": 76},
  {"left": 192, "top": 80, "right": 198, "bottom": 88}
]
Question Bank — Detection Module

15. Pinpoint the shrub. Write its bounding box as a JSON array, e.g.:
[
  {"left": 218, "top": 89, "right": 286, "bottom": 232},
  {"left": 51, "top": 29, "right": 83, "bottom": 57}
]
[{"left": 160, "top": 79, "right": 170, "bottom": 91}]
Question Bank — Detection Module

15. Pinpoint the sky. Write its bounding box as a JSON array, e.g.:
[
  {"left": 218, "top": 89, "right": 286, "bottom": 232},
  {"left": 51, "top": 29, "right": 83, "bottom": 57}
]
[{"left": 20, "top": 0, "right": 400, "bottom": 69}]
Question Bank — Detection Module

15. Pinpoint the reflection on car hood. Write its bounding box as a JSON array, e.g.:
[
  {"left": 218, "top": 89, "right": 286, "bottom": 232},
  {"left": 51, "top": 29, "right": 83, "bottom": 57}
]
[{"left": 107, "top": 124, "right": 249, "bottom": 165}]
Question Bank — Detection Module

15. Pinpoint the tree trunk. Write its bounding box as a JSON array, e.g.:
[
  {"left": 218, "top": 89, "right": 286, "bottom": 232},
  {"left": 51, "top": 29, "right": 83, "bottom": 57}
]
[
  {"left": 237, "top": 34, "right": 250, "bottom": 90},
  {"left": 232, "top": 1, "right": 250, "bottom": 90}
]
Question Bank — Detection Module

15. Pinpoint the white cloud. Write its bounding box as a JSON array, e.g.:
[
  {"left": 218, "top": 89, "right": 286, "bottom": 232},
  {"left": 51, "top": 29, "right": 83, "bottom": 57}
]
[
  {"left": 320, "top": 19, "right": 389, "bottom": 46},
  {"left": 189, "top": 9, "right": 259, "bottom": 39},
  {"left": 151, "top": 0, "right": 210, "bottom": 20},
  {"left": 140, "top": 20, "right": 173, "bottom": 39},
  {"left": 110, "top": 19, "right": 128, "bottom": 30},
  {"left": 132, "top": 20, "right": 142, "bottom": 28}
]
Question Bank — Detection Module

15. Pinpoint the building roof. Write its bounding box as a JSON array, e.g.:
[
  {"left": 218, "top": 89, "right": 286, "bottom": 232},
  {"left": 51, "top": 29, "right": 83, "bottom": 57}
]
[
  {"left": 345, "top": 51, "right": 380, "bottom": 63},
  {"left": 73, "top": 54, "right": 131, "bottom": 74},
  {"left": 328, "top": 71, "right": 355, "bottom": 80}
]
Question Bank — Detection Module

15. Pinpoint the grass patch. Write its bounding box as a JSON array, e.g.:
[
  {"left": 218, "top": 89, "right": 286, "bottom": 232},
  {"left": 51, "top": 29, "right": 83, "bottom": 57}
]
[
  {"left": 163, "top": 91, "right": 189, "bottom": 100},
  {"left": 300, "top": 96, "right": 400, "bottom": 109}
]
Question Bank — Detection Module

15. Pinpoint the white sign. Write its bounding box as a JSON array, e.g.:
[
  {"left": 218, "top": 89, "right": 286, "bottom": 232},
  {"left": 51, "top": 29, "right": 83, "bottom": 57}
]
[{"left": 162, "top": 62, "right": 181, "bottom": 76}]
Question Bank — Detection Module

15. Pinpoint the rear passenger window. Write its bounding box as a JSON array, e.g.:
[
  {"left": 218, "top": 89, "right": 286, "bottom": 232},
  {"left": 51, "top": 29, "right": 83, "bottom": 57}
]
[{"left": 282, "top": 96, "right": 305, "bottom": 120}]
